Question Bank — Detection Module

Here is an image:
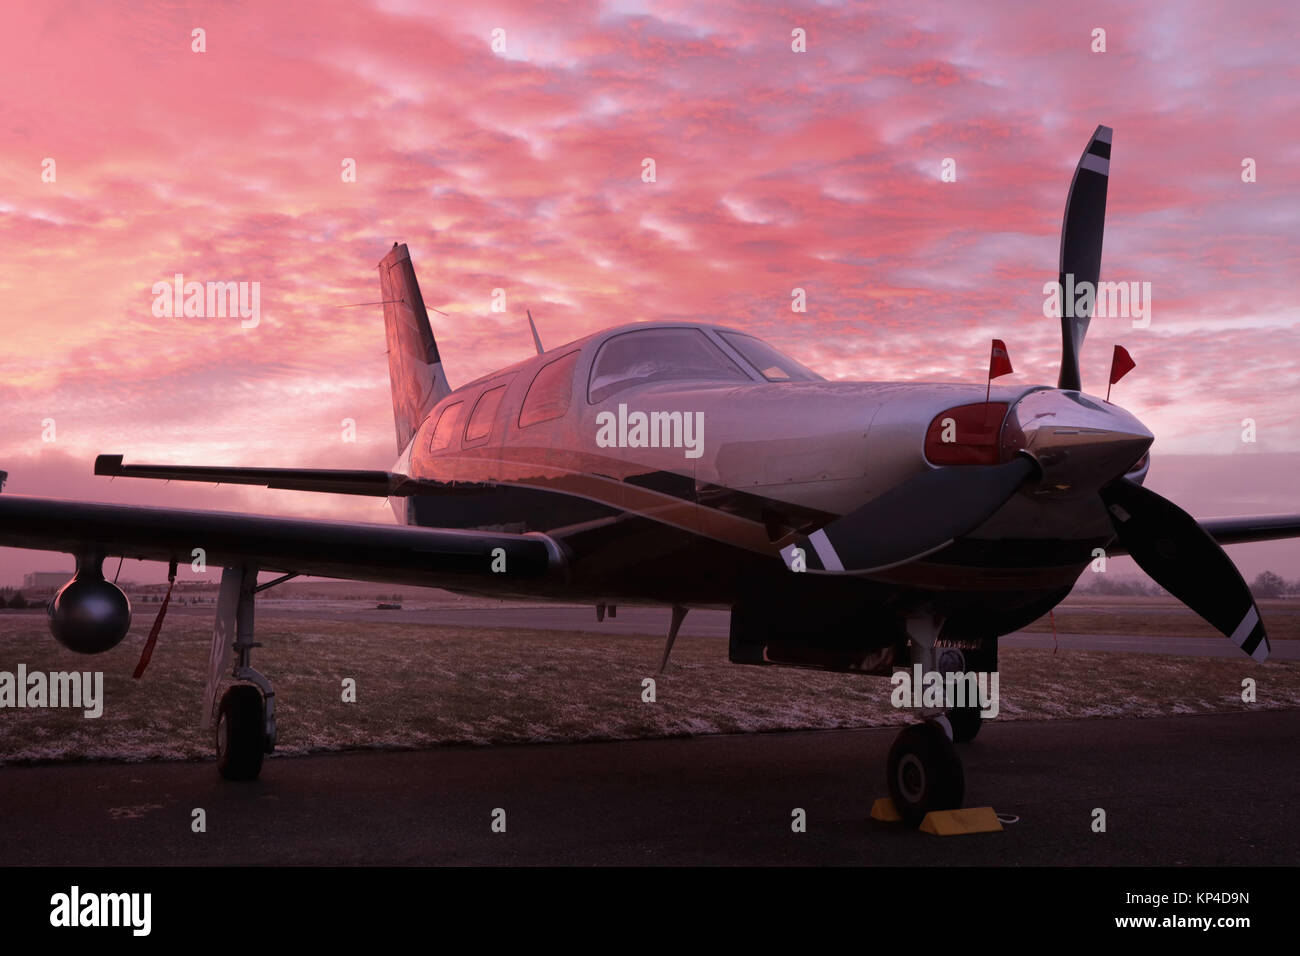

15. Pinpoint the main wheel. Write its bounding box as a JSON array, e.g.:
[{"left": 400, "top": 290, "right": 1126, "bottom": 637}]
[
  {"left": 947, "top": 705, "right": 982, "bottom": 743},
  {"left": 216, "top": 684, "right": 266, "bottom": 781},
  {"left": 886, "top": 721, "right": 964, "bottom": 827}
]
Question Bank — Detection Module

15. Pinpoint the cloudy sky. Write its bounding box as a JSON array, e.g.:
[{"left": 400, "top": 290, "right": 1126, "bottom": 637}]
[{"left": 1, "top": 0, "right": 1298, "bottom": 583}]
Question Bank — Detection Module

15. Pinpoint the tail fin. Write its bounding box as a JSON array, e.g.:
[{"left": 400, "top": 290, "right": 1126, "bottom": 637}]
[{"left": 378, "top": 243, "right": 451, "bottom": 451}]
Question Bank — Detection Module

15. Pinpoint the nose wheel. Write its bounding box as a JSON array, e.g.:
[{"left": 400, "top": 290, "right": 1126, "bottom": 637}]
[
  {"left": 886, "top": 721, "right": 965, "bottom": 826},
  {"left": 886, "top": 614, "right": 968, "bottom": 826}
]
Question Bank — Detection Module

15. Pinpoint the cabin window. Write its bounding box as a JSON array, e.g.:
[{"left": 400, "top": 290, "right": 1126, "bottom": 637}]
[
  {"left": 519, "top": 351, "right": 580, "bottom": 428},
  {"left": 465, "top": 385, "right": 508, "bottom": 444},
  {"left": 430, "top": 402, "right": 464, "bottom": 450},
  {"left": 718, "top": 332, "right": 823, "bottom": 382},
  {"left": 588, "top": 328, "right": 749, "bottom": 403}
]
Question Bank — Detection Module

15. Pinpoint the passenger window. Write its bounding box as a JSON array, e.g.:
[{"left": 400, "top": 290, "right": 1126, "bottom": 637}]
[
  {"left": 430, "top": 402, "right": 463, "bottom": 450},
  {"left": 588, "top": 328, "right": 749, "bottom": 403},
  {"left": 465, "top": 385, "right": 508, "bottom": 444},
  {"left": 519, "top": 351, "right": 579, "bottom": 428}
]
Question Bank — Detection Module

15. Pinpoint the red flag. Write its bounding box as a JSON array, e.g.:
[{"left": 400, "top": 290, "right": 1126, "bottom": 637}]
[
  {"left": 988, "top": 339, "right": 1013, "bottom": 380},
  {"left": 1109, "top": 344, "right": 1135, "bottom": 385},
  {"left": 1106, "top": 344, "right": 1135, "bottom": 402}
]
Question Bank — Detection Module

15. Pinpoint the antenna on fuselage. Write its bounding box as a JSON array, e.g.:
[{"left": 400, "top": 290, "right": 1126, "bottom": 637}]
[{"left": 527, "top": 309, "right": 545, "bottom": 355}]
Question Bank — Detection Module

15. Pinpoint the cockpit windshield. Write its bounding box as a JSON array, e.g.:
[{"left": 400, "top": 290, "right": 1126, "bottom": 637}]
[
  {"left": 588, "top": 328, "right": 750, "bottom": 403},
  {"left": 718, "top": 332, "right": 823, "bottom": 382}
]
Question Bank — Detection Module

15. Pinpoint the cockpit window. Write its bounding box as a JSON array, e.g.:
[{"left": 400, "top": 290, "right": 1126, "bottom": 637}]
[
  {"left": 718, "top": 332, "right": 823, "bottom": 382},
  {"left": 588, "top": 328, "right": 750, "bottom": 403}
]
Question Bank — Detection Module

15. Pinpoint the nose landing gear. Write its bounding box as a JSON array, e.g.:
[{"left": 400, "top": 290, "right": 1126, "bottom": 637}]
[
  {"left": 887, "top": 721, "right": 965, "bottom": 827},
  {"left": 884, "top": 614, "right": 967, "bottom": 826}
]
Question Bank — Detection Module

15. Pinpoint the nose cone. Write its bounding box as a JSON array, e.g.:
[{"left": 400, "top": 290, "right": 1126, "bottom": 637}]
[{"left": 1007, "top": 389, "right": 1153, "bottom": 495}]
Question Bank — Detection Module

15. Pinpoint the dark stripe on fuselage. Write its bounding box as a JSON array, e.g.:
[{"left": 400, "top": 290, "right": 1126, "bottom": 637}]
[{"left": 406, "top": 470, "right": 1092, "bottom": 610}]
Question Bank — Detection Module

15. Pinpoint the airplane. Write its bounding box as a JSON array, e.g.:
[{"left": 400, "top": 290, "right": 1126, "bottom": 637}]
[{"left": 3, "top": 124, "right": 1298, "bottom": 826}]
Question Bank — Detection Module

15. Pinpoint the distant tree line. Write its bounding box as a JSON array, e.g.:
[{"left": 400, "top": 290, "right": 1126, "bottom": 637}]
[
  {"left": 0, "top": 589, "right": 37, "bottom": 609},
  {"left": 1075, "top": 570, "right": 1295, "bottom": 599}
]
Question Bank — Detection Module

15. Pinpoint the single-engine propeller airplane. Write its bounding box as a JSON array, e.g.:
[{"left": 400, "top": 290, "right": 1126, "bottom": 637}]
[{"left": 3, "top": 125, "right": 1298, "bottom": 824}]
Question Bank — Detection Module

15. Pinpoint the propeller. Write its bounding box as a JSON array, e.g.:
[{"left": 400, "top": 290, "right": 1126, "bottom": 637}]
[
  {"left": 1057, "top": 125, "right": 1112, "bottom": 391},
  {"left": 780, "top": 455, "right": 1037, "bottom": 573},
  {"left": 1100, "top": 477, "right": 1270, "bottom": 662},
  {"left": 778, "top": 123, "right": 1272, "bottom": 664}
]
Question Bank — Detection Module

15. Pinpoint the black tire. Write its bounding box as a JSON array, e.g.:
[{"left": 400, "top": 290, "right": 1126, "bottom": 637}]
[
  {"left": 886, "top": 721, "right": 965, "bottom": 827},
  {"left": 947, "top": 705, "right": 982, "bottom": 743},
  {"left": 216, "top": 685, "right": 265, "bottom": 781}
]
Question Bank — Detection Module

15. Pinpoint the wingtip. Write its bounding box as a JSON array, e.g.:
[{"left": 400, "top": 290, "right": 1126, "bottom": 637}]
[{"left": 93, "top": 454, "right": 123, "bottom": 476}]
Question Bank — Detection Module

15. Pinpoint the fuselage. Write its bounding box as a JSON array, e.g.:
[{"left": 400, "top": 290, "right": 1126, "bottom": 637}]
[{"left": 392, "top": 321, "right": 1151, "bottom": 645}]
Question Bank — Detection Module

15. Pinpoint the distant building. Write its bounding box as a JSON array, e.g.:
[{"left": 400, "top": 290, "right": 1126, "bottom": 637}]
[{"left": 21, "top": 571, "right": 73, "bottom": 594}]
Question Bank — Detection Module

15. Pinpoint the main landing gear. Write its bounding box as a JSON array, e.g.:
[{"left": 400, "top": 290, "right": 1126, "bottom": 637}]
[
  {"left": 217, "top": 684, "right": 269, "bottom": 781},
  {"left": 885, "top": 615, "right": 969, "bottom": 827},
  {"left": 207, "top": 565, "right": 287, "bottom": 781}
]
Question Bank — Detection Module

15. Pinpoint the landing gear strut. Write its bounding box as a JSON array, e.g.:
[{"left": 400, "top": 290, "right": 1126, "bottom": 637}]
[
  {"left": 940, "top": 637, "right": 996, "bottom": 743},
  {"left": 886, "top": 614, "right": 966, "bottom": 826}
]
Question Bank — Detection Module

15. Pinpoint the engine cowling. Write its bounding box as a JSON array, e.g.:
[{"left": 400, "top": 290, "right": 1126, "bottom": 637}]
[{"left": 48, "top": 575, "right": 132, "bottom": 654}]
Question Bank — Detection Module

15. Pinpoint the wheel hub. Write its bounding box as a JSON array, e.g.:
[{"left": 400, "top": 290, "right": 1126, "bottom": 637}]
[{"left": 898, "top": 753, "right": 926, "bottom": 802}]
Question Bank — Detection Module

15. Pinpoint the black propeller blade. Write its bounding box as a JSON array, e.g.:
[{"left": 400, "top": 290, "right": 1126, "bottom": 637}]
[
  {"left": 782, "top": 456, "right": 1037, "bottom": 574},
  {"left": 1057, "top": 125, "right": 1112, "bottom": 392},
  {"left": 1100, "top": 477, "right": 1270, "bottom": 662}
]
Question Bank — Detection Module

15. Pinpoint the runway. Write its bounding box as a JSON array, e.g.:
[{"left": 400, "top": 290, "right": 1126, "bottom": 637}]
[
  {"left": 254, "top": 603, "right": 1300, "bottom": 660},
  {"left": 3, "top": 710, "right": 1296, "bottom": 866}
]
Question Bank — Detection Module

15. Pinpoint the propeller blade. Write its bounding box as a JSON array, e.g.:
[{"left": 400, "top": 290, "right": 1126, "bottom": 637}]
[
  {"left": 1100, "top": 478, "right": 1270, "bottom": 662},
  {"left": 781, "top": 456, "right": 1037, "bottom": 574},
  {"left": 1057, "top": 124, "right": 1112, "bottom": 391}
]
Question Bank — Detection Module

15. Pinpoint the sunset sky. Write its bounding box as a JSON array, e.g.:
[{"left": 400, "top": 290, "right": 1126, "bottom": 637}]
[{"left": 1, "top": 0, "right": 1298, "bottom": 584}]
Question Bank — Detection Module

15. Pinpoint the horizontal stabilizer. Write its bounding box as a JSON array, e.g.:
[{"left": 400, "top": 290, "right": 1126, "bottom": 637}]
[{"left": 95, "top": 455, "right": 419, "bottom": 497}]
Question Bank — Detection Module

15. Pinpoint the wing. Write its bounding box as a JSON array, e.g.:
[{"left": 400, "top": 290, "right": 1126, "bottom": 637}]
[
  {"left": 1105, "top": 513, "right": 1300, "bottom": 555},
  {"left": 0, "top": 495, "right": 563, "bottom": 588},
  {"left": 93, "top": 454, "right": 428, "bottom": 497},
  {"left": 1198, "top": 514, "right": 1300, "bottom": 547}
]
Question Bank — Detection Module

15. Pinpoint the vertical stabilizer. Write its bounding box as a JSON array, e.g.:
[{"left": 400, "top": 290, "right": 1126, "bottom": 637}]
[{"left": 378, "top": 243, "right": 450, "bottom": 451}]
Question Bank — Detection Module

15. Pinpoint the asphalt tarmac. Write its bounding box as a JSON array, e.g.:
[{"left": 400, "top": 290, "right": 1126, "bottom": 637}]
[{"left": 3, "top": 710, "right": 1296, "bottom": 866}]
